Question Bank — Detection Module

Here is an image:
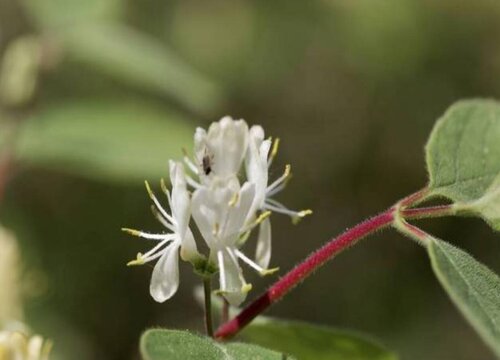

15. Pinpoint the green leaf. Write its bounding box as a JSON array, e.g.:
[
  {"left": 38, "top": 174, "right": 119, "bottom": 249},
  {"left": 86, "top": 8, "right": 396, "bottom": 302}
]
[
  {"left": 426, "top": 99, "right": 500, "bottom": 229},
  {"left": 60, "top": 24, "right": 224, "bottom": 115},
  {"left": 240, "top": 319, "right": 397, "bottom": 360},
  {"left": 14, "top": 99, "right": 193, "bottom": 183},
  {"left": 428, "top": 237, "right": 500, "bottom": 357},
  {"left": 225, "top": 342, "right": 293, "bottom": 360},
  {"left": 140, "top": 329, "right": 228, "bottom": 360},
  {"left": 22, "top": 0, "right": 124, "bottom": 28}
]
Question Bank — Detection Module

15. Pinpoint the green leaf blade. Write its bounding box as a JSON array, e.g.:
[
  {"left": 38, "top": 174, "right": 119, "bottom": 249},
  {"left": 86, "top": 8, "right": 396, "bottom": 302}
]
[
  {"left": 428, "top": 238, "right": 500, "bottom": 357},
  {"left": 140, "top": 329, "right": 228, "bottom": 360},
  {"left": 241, "top": 319, "right": 397, "bottom": 360},
  {"left": 426, "top": 99, "right": 500, "bottom": 202},
  {"left": 426, "top": 99, "right": 500, "bottom": 229},
  {"left": 225, "top": 342, "right": 293, "bottom": 360}
]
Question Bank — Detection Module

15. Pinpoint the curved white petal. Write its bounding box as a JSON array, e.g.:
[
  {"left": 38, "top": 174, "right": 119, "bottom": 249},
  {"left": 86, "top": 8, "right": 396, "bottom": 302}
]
[
  {"left": 220, "top": 248, "right": 248, "bottom": 306},
  {"left": 255, "top": 217, "right": 272, "bottom": 269},
  {"left": 180, "top": 228, "right": 198, "bottom": 261},
  {"left": 245, "top": 125, "right": 271, "bottom": 217},
  {"left": 150, "top": 242, "right": 180, "bottom": 303},
  {"left": 204, "top": 117, "right": 249, "bottom": 178},
  {"left": 221, "top": 182, "right": 255, "bottom": 246},
  {"left": 169, "top": 161, "right": 190, "bottom": 236},
  {"left": 191, "top": 187, "right": 218, "bottom": 248}
]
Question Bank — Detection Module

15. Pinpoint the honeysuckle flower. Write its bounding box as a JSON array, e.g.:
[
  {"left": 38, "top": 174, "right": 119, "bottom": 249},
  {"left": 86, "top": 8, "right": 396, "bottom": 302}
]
[
  {"left": 123, "top": 161, "right": 199, "bottom": 302},
  {"left": 183, "top": 116, "right": 249, "bottom": 187},
  {"left": 0, "top": 330, "right": 52, "bottom": 360},
  {"left": 245, "top": 125, "right": 312, "bottom": 268},
  {"left": 192, "top": 178, "right": 275, "bottom": 306}
]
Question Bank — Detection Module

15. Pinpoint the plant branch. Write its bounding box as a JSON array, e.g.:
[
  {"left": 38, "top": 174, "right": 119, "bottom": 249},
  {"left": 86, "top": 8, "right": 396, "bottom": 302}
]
[
  {"left": 203, "top": 278, "right": 214, "bottom": 338},
  {"left": 215, "top": 208, "right": 395, "bottom": 340},
  {"left": 401, "top": 205, "right": 456, "bottom": 220}
]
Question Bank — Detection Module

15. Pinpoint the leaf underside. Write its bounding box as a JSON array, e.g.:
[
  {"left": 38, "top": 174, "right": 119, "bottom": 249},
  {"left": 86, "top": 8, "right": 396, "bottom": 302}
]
[{"left": 428, "top": 238, "right": 500, "bottom": 357}]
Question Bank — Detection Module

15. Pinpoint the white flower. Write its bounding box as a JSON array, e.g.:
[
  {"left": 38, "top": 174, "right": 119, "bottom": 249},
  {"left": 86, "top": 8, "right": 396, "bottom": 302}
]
[
  {"left": 192, "top": 178, "right": 275, "bottom": 306},
  {"left": 245, "top": 125, "right": 312, "bottom": 268},
  {"left": 184, "top": 116, "right": 249, "bottom": 186},
  {"left": 0, "top": 330, "right": 52, "bottom": 360},
  {"left": 123, "top": 161, "right": 199, "bottom": 303}
]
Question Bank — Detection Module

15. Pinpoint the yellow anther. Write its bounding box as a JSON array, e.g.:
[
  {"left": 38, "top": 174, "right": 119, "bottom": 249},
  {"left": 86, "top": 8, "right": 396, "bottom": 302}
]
[
  {"left": 241, "top": 283, "right": 253, "bottom": 293},
  {"left": 283, "top": 164, "right": 291, "bottom": 178},
  {"left": 127, "top": 253, "right": 145, "bottom": 266},
  {"left": 270, "top": 137, "right": 280, "bottom": 159},
  {"left": 144, "top": 180, "right": 154, "bottom": 198},
  {"left": 292, "top": 209, "right": 313, "bottom": 225},
  {"left": 121, "top": 228, "right": 141, "bottom": 236},
  {"left": 255, "top": 211, "right": 272, "bottom": 225},
  {"left": 160, "top": 178, "right": 169, "bottom": 195},
  {"left": 212, "top": 222, "right": 220, "bottom": 236},
  {"left": 298, "top": 209, "right": 313, "bottom": 217},
  {"left": 228, "top": 192, "right": 239, "bottom": 206},
  {"left": 259, "top": 267, "right": 280, "bottom": 276}
]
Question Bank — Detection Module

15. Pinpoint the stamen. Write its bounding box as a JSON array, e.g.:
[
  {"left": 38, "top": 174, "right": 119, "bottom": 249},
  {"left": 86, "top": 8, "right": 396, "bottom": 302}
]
[
  {"left": 150, "top": 206, "right": 176, "bottom": 232},
  {"left": 182, "top": 148, "right": 199, "bottom": 175},
  {"left": 264, "top": 200, "right": 312, "bottom": 221},
  {"left": 228, "top": 192, "right": 239, "bottom": 206},
  {"left": 160, "top": 178, "right": 172, "bottom": 208},
  {"left": 141, "top": 237, "right": 175, "bottom": 260},
  {"left": 121, "top": 228, "right": 171, "bottom": 240},
  {"left": 127, "top": 253, "right": 145, "bottom": 266},
  {"left": 213, "top": 222, "right": 220, "bottom": 236},
  {"left": 186, "top": 175, "right": 202, "bottom": 190},
  {"left": 234, "top": 249, "right": 280, "bottom": 276},
  {"left": 267, "top": 164, "right": 291, "bottom": 194},
  {"left": 145, "top": 181, "right": 176, "bottom": 225},
  {"left": 241, "top": 211, "right": 271, "bottom": 233},
  {"left": 234, "top": 249, "right": 263, "bottom": 272},
  {"left": 267, "top": 137, "right": 280, "bottom": 167},
  {"left": 226, "top": 248, "right": 253, "bottom": 289},
  {"left": 266, "top": 174, "right": 292, "bottom": 197}
]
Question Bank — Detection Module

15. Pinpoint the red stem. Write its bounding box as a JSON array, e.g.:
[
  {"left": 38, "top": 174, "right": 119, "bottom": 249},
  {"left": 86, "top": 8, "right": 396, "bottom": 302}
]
[
  {"left": 215, "top": 208, "right": 395, "bottom": 340},
  {"left": 401, "top": 205, "right": 454, "bottom": 219}
]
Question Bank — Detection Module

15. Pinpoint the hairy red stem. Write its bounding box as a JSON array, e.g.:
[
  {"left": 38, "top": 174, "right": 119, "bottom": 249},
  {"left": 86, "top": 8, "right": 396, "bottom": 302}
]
[
  {"left": 215, "top": 208, "right": 395, "bottom": 339},
  {"left": 401, "top": 205, "right": 454, "bottom": 219}
]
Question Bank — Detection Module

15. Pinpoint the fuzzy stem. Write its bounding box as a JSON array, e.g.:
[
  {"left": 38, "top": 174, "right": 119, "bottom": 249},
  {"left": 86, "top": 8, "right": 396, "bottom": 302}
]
[
  {"left": 203, "top": 278, "right": 214, "bottom": 338},
  {"left": 401, "top": 205, "right": 456, "bottom": 220},
  {"left": 215, "top": 209, "right": 395, "bottom": 340}
]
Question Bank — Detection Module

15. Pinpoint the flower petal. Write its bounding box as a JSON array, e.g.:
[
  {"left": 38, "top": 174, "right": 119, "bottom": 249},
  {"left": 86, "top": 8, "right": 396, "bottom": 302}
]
[
  {"left": 205, "top": 117, "right": 249, "bottom": 177},
  {"left": 150, "top": 242, "right": 180, "bottom": 302},
  {"left": 255, "top": 217, "right": 272, "bottom": 269},
  {"left": 220, "top": 248, "right": 249, "bottom": 306},
  {"left": 222, "top": 182, "right": 255, "bottom": 246},
  {"left": 169, "top": 161, "right": 190, "bottom": 235}
]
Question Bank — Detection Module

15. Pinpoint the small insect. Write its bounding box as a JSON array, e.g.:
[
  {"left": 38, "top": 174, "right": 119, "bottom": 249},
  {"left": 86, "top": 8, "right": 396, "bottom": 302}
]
[{"left": 202, "top": 149, "right": 214, "bottom": 176}]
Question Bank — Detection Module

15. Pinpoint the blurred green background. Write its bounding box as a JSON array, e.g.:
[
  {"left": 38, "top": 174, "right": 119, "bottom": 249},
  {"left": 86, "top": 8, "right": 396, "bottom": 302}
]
[{"left": 1, "top": 0, "right": 500, "bottom": 359}]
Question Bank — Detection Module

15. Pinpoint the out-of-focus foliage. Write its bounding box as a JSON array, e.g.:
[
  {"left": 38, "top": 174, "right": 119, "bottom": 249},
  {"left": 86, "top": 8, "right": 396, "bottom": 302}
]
[
  {"left": 15, "top": 99, "right": 193, "bottom": 182},
  {"left": 1, "top": 0, "right": 500, "bottom": 359},
  {"left": 0, "top": 225, "right": 22, "bottom": 324}
]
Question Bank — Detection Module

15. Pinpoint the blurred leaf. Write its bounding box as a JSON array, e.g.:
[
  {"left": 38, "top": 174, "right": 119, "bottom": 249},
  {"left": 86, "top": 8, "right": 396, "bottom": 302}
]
[
  {"left": 14, "top": 99, "right": 194, "bottom": 183},
  {"left": 140, "top": 329, "right": 227, "bottom": 360},
  {"left": 59, "top": 24, "right": 224, "bottom": 115},
  {"left": 225, "top": 342, "right": 293, "bottom": 360},
  {"left": 240, "top": 318, "right": 397, "bottom": 360},
  {"left": 428, "top": 237, "right": 500, "bottom": 357},
  {"left": 426, "top": 99, "right": 500, "bottom": 230},
  {"left": 22, "top": 0, "right": 124, "bottom": 28}
]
